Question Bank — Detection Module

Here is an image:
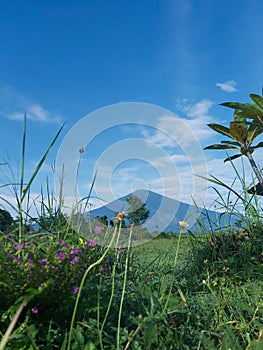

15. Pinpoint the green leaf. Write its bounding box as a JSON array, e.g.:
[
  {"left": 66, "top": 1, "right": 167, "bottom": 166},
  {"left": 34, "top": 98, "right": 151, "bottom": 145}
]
[
  {"left": 204, "top": 144, "right": 239, "bottom": 150},
  {"left": 247, "top": 119, "right": 263, "bottom": 143},
  {"left": 230, "top": 122, "right": 248, "bottom": 142},
  {"left": 251, "top": 141, "right": 263, "bottom": 150},
  {"left": 224, "top": 153, "right": 242, "bottom": 162},
  {"left": 221, "top": 140, "right": 241, "bottom": 146},
  {"left": 250, "top": 93, "right": 263, "bottom": 111},
  {"left": 206, "top": 123, "right": 235, "bottom": 139},
  {"left": 221, "top": 102, "right": 263, "bottom": 120}
]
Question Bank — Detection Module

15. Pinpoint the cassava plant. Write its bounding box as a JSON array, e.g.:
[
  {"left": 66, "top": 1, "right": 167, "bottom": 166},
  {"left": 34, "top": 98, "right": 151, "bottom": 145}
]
[{"left": 204, "top": 90, "right": 263, "bottom": 192}]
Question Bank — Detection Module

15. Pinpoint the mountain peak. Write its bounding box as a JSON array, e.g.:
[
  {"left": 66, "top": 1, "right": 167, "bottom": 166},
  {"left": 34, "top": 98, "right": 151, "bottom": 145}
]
[{"left": 89, "top": 189, "right": 220, "bottom": 233}]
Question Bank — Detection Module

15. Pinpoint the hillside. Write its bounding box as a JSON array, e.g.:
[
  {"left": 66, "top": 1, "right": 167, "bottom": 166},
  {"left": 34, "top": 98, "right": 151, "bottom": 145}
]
[{"left": 88, "top": 189, "right": 231, "bottom": 233}]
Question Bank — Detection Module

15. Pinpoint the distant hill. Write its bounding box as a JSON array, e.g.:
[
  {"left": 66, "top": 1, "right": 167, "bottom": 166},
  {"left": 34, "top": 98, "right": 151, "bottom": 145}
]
[{"left": 88, "top": 189, "right": 234, "bottom": 233}]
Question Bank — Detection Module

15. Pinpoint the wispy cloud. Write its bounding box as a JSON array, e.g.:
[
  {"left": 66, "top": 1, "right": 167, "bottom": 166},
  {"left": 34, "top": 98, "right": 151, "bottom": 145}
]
[
  {"left": 0, "top": 83, "right": 64, "bottom": 124},
  {"left": 142, "top": 99, "right": 215, "bottom": 151},
  {"left": 216, "top": 80, "right": 237, "bottom": 93}
]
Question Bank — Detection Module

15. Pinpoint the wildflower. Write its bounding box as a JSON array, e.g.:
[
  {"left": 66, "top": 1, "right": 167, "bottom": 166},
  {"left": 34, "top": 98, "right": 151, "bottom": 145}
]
[
  {"left": 13, "top": 243, "right": 24, "bottom": 251},
  {"left": 95, "top": 225, "right": 102, "bottom": 233},
  {"left": 179, "top": 221, "right": 188, "bottom": 230},
  {"left": 5, "top": 234, "right": 10, "bottom": 242},
  {"left": 27, "top": 256, "right": 33, "bottom": 264},
  {"left": 31, "top": 306, "right": 38, "bottom": 314},
  {"left": 57, "top": 250, "right": 65, "bottom": 261},
  {"left": 70, "top": 256, "right": 78, "bottom": 264},
  {"left": 39, "top": 283, "right": 45, "bottom": 289},
  {"left": 16, "top": 257, "right": 22, "bottom": 264},
  {"left": 88, "top": 240, "right": 96, "bottom": 247},
  {"left": 59, "top": 239, "right": 64, "bottom": 245},
  {"left": 41, "top": 258, "right": 47, "bottom": 266},
  {"left": 8, "top": 253, "right": 14, "bottom": 261},
  {"left": 64, "top": 242, "right": 69, "bottom": 248},
  {"left": 78, "top": 237, "right": 84, "bottom": 245},
  {"left": 72, "top": 286, "right": 79, "bottom": 294},
  {"left": 79, "top": 146, "right": 85, "bottom": 154},
  {"left": 116, "top": 248, "right": 121, "bottom": 254},
  {"left": 70, "top": 247, "right": 82, "bottom": 254},
  {"left": 115, "top": 211, "right": 125, "bottom": 222}
]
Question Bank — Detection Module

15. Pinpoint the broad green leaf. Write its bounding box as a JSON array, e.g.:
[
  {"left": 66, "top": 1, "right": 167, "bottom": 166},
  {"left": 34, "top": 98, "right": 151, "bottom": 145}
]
[
  {"left": 207, "top": 123, "right": 235, "bottom": 139},
  {"left": 221, "top": 102, "right": 263, "bottom": 119},
  {"left": 247, "top": 119, "right": 263, "bottom": 143},
  {"left": 204, "top": 144, "right": 239, "bottom": 150},
  {"left": 250, "top": 94, "right": 263, "bottom": 111},
  {"left": 224, "top": 153, "right": 242, "bottom": 162},
  {"left": 234, "top": 109, "right": 247, "bottom": 129},
  {"left": 230, "top": 122, "right": 248, "bottom": 143},
  {"left": 221, "top": 140, "right": 241, "bottom": 146}
]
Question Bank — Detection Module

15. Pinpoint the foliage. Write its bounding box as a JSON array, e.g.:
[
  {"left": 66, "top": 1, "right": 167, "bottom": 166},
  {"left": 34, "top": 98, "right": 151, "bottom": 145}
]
[
  {"left": 0, "top": 209, "right": 14, "bottom": 233},
  {"left": 2, "top": 107, "right": 263, "bottom": 349},
  {"left": 125, "top": 195, "right": 150, "bottom": 226},
  {"left": 204, "top": 90, "right": 263, "bottom": 190}
]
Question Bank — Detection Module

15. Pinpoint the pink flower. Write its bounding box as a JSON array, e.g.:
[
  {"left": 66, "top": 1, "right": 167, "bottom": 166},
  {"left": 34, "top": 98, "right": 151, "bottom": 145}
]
[
  {"left": 95, "top": 226, "right": 102, "bottom": 233},
  {"left": 13, "top": 243, "right": 24, "bottom": 251},
  {"left": 70, "top": 256, "right": 78, "bottom": 264},
  {"left": 31, "top": 306, "right": 38, "bottom": 314},
  {"left": 88, "top": 240, "right": 96, "bottom": 247},
  {"left": 72, "top": 286, "right": 79, "bottom": 294}
]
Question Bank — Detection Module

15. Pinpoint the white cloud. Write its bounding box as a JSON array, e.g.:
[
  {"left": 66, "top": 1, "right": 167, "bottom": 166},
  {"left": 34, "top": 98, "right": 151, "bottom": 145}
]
[
  {"left": 0, "top": 83, "right": 64, "bottom": 124},
  {"left": 143, "top": 99, "right": 215, "bottom": 151},
  {"left": 216, "top": 80, "right": 237, "bottom": 93}
]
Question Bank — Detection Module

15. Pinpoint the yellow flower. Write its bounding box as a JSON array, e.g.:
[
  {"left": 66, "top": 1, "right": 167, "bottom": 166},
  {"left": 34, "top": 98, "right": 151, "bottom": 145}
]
[
  {"left": 78, "top": 237, "right": 84, "bottom": 245},
  {"left": 179, "top": 221, "right": 188, "bottom": 230}
]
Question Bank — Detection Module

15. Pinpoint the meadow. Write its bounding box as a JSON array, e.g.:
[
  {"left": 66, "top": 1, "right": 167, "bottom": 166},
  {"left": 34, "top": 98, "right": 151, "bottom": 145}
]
[{"left": 1, "top": 92, "right": 263, "bottom": 349}]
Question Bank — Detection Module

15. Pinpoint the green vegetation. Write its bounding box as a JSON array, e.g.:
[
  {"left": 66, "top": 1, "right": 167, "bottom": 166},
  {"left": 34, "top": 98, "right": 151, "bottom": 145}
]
[
  {"left": 1, "top": 92, "right": 263, "bottom": 349},
  {"left": 126, "top": 195, "right": 150, "bottom": 227}
]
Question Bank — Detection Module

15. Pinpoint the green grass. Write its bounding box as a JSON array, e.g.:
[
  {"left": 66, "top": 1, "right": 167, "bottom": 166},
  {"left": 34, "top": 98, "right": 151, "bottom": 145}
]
[{"left": 2, "top": 116, "right": 263, "bottom": 349}]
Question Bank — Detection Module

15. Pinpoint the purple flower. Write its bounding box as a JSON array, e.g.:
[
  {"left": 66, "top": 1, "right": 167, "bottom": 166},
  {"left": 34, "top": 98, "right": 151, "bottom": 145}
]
[
  {"left": 48, "top": 265, "right": 52, "bottom": 271},
  {"left": 8, "top": 253, "right": 14, "bottom": 261},
  {"left": 13, "top": 243, "right": 24, "bottom": 251},
  {"left": 5, "top": 234, "right": 10, "bottom": 242},
  {"left": 16, "top": 257, "right": 22, "bottom": 264},
  {"left": 27, "top": 256, "right": 33, "bottom": 264},
  {"left": 116, "top": 248, "right": 121, "bottom": 254},
  {"left": 59, "top": 239, "right": 64, "bottom": 245},
  {"left": 70, "top": 256, "right": 78, "bottom": 264},
  {"left": 72, "top": 286, "right": 79, "bottom": 294},
  {"left": 88, "top": 240, "right": 96, "bottom": 247},
  {"left": 41, "top": 258, "right": 47, "bottom": 266},
  {"left": 70, "top": 248, "right": 79, "bottom": 254},
  {"left": 64, "top": 242, "right": 69, "bottom": 248},
  {"left": 95, "top": 226, "right": 102, "bottom": 233},
  {"left": 40, "top": 283, "right": 45, "bottom": 289},
  {"left": 31, "top": 306, "right": 38, "bottom": 314},
  {"left": 57, "top": 250, "right": 65, "bottom": 261}
]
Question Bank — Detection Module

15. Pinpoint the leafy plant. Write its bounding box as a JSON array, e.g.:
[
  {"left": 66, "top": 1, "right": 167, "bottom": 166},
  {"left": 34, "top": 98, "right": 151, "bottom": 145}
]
[{"left": 204, "top": 91, "right": 263, "bottom": 190}]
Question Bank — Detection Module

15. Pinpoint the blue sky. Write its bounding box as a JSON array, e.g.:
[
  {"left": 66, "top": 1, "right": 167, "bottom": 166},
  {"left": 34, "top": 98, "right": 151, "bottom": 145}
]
[{"left": 1, "top": 0, "right": 263, "bottom": 216}]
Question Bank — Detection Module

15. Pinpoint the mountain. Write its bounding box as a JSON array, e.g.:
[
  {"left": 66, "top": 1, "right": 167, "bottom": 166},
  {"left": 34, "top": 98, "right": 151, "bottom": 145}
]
[{"left": 88, "top": 189, "right": 233, "bottom": 233}]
